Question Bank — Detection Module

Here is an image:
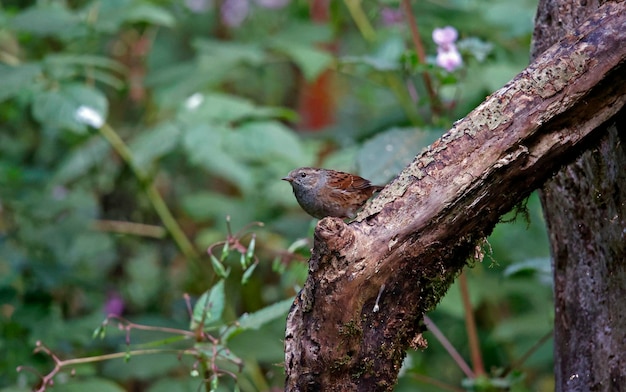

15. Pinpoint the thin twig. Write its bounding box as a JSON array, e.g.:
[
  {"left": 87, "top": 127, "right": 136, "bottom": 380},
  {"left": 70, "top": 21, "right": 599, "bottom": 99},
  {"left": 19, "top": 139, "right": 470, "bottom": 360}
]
[
  {"left": 106, "top": 315, "right": 196, "bottom": 338},
  {"left": 92, "top": 220, "right": 166, "bottom": 238},
  {"left": 502, "top": 329, "right": 553, "bottom": 377},
  {"left": 400, "top": 0, "right": 442, "bottom": 114},
  {"left": 424, "top": 316, "right": 474, "bottom": 378},
  {"left": 18, "top": 342, "right": 198, "bottom": 392},
  {"left": 459, "top": 271, "right": 486, "bottom": 376}
]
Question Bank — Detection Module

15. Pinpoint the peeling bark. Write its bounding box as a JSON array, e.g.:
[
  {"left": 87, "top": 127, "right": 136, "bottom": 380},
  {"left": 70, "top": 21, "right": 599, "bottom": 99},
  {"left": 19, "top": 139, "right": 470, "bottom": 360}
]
[
  {"left": 532, "top": 0, "right": 626, "bottom": 390},
  {"left": 285, "top": 2, "right": 626, "bottom": 390}
]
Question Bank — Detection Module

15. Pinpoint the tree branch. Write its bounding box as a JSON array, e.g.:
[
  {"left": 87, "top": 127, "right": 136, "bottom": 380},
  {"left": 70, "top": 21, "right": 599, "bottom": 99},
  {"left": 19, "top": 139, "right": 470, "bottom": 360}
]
[
  {"left": 285, "top": 2, "right": 626, "bottom": 390},
  {"left": 532, "top": 1, "right": 626, "bottom": 389}
]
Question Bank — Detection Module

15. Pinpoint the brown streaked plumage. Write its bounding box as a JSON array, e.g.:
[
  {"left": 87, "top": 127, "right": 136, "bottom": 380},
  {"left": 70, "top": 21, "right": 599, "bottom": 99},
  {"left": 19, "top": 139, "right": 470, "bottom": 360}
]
[{"left": 282, "top": 167, "right": 384, "bottom": 219}]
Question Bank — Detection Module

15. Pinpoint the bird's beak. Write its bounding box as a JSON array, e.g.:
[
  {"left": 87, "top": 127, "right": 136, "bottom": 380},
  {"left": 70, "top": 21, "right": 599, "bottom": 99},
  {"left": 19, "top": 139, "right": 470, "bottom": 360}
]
[{"left": 282, "top": 176, "right": 293, "bottom": 182}]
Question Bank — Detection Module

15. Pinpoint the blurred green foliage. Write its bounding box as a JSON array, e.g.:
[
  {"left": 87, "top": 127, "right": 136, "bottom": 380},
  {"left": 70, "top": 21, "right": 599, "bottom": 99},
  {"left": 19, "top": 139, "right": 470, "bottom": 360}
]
[{"left": 0, "top": 0, "right": 552, "bottom": 391}]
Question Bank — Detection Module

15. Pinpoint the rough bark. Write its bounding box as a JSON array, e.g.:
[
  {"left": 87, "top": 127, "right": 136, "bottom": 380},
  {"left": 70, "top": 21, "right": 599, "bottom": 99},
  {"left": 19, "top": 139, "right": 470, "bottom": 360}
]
[
  {"left": 284, "top": 2, "right": 626, "bottom": 390},
  {"left": 532, "top": 1, "right": 626, "bottom": 390}
]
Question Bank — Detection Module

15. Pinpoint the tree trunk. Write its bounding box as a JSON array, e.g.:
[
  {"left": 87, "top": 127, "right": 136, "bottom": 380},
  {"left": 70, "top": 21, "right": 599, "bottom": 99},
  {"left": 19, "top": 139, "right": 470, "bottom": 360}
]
[
  {"left": 284, "top": 2, "right": 626, "bottom": 390},
  {"left": 531, "top": 1, "right": 626, "bottom": 390}
]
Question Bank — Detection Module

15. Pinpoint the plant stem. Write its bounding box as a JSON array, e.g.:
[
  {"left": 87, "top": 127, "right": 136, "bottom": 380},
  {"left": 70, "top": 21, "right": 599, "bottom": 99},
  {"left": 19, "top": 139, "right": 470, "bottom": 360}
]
[
  {"left": 98, "top": 123, "right": 201, "bottom": 266},
  {"left": 401, "top": 0, "right": 442, "bottom": 115},
  {"left": 53, "top": 348, "right": 198, "bottom": 367},
  {"left": 344, "top": 0, "right": 377, "bottom": 42},
  {"left": 459, "top": 271, "right": 486, "bottom": 376}
]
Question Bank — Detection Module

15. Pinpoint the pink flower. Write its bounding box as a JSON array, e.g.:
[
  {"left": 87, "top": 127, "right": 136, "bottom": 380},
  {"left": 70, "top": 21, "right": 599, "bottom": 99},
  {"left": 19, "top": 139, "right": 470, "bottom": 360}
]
[
  {"left": 436, "top": 47, "right": 463, "bottom": 72},
  {"left": 433, "top": 26, "right": 462, "bottom": 72},
  {"left": 432, "top": 26, "right": 458, "bottom": 46}
]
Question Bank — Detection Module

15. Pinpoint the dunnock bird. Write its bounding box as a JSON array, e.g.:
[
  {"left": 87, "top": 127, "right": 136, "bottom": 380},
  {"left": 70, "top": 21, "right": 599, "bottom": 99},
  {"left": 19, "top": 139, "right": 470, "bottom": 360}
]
[{"left": 282, "top": 167, "right": 384, "bottom": 219}]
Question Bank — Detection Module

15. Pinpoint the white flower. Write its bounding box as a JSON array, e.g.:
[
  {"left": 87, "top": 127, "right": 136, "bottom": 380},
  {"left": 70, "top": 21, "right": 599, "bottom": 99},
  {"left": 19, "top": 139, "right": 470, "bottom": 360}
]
[
  {"left": 75, "top": 105, "right": 104, "bottom": 128},
  {"left": 185, "top": 93, "right": 204, "bottom": 110}
]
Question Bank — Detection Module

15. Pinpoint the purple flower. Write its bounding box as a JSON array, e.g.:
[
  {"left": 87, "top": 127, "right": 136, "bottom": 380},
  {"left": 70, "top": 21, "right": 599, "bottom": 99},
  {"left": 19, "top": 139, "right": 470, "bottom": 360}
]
[
  {"left": 221, "top": 0, "right": 249, "bottom": 27},
  {"left": 104, "top": 291, "right": 124, "bottom": 317},
  {"left": 433, "top": 26, "right": 462, "bottom": 72},
  {"left": 380, "top": 7, "right": 404, "bottom": 26}
]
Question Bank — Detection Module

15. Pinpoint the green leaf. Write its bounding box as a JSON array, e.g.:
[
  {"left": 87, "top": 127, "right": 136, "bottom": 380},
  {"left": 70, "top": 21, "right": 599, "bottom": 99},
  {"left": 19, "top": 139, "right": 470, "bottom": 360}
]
[
  {"left": 54, "top": 137, "right": 111, "bottom": 183},
  {"left": 180, "top": 93, "right": 258, "bottom": 123},
  {"left": 239, "top": 253, "right": 248, "bottom": 270},
  {"left": 44, "top": 54, "right": 127, "bottom": 74},
  {"left": 340, "top": 55, "right": 398, "bottom": 72},
  {"left": 503, "top": 257, "right": 551, "bottom": 277},
  {"left": 483, "top": 2, "right": 535, "bottom": 37},
  {"left": 60, "top": 378, "right": 126, "bottom": 392},
  {"left": 193, "top": 38, "right": 266, "bottom": 67},
  {"left": 41, "top": 54, "right": 126, "bottom": 89},
  {"left": 129, "top": 122, "right": 181, "bottom": 170},
  {"left": 210, "top": 254, "right": 229, "bottom": 278},
  {"left": 124, "top": 247, "right": 161, "bottom": 308},
  {"left": 223, "top": 121, "right": 304, "bottom": 165},
  {"left": 340, "top": 35, "right": 406, "bottom": 72},
  {"left": 182, "top": 124, "right": 254, "bottom": 192},
  {"left": 264, "top": 21, "right": 332, "bottom": 81},
  {"left": 269, "top": 39, "right": 333, "bottom": 81},
  {"left": 93, "top": 324, "right": 106, "bottom": 340},
  {"left": 457, "top": 37, "right": 494, "bottom": 62},
  {"left": 221, "top": 241, "right": 230, "bottom": 261},
  {"left": 147, "top": 62, "right": 222, "bottom": 108},
  {"left": 492, "top": 313, "right": 551, "bottom": 341},
  {"left": 32, "top": 84, "right": 108, "bottom": 133},
  {"left": 10, "top": 4, "right": 79, "bottom": 36},
  {"left": 504, "top": 257, "right": 552, "bottom": 286},
  {"left": 357, "top": 127, "right": 438, "bottom": 184},
  {"left": 148, "top": 379, "right": 203, "bottom": 392},
  {"left": 179, "top": 92, "right": 296, "bottom": 125},
  {"left": 101, "top": 352, "right": 184, "bottom": 381},
  {"left": 241, "top": 263, "right": 257, "bottom": 285},
  {"left": 0, "top": 63, "right": 43, "bottom": 102},
  {"left": 191, "top": 280, "right": 226, "bottom": 330},
  {"left": 224, "top": 297, "right": 293, "bottom": 341},
  {"left": 269, "top": 22, "right": 332, "bottom": 45},
  {"left": 181, "top": 193, "right": 256, "bottom": 232},
  {"left": 245, "top": 235, "right": 255, "bottom": 262},
  {"left": 66, "top": 232, "right": 115, "bottom": 274},
  {"left": 125, "top": 3, "right": 176, "bottom": 27}
]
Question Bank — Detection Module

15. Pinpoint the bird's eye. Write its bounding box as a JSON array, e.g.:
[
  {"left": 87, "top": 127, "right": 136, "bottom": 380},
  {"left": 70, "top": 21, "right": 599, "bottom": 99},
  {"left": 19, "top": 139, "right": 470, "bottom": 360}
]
[{"left": 300, "top": 173, "right": 307, "bottom": 178}]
